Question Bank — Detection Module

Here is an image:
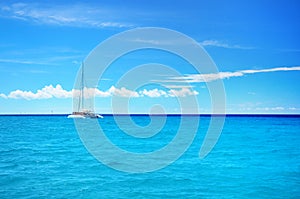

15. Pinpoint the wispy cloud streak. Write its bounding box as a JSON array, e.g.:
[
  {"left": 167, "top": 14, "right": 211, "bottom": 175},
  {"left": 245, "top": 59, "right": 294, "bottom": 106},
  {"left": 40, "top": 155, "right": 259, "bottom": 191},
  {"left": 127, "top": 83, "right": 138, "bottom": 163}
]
[
  {"left": 199, "top": 40, "right": 253, "bottom": 49},
  {"left": 0, "top": 58, "right": 55, "bottom": 65},
  {"left": 0, "top": 2, "right": 132, "bottom": 28},
  {"left": 168, "top": 66, "right": 300, "bottom": 83}
]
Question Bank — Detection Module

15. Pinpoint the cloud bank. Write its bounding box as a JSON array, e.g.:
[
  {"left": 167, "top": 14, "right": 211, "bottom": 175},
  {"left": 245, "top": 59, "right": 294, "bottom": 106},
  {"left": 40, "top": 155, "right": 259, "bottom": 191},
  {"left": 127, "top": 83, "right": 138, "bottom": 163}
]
[
  {"left": 3, "top": 84, "right": 72, "bottom": 100},
  {"left": 0, "top": 85, "right": 198, "bottom": 100}
]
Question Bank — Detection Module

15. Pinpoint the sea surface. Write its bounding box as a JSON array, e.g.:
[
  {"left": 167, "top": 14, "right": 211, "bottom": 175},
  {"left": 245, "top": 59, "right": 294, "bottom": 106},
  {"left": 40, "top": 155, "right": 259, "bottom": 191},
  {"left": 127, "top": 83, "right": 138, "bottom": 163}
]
[{"left": 0, "top": 115, "right": 299, "bottom": 198}]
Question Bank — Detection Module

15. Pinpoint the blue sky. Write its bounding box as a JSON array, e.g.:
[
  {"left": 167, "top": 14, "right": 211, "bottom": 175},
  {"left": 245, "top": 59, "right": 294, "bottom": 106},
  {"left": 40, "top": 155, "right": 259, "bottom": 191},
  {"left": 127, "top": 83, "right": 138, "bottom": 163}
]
[{"left": 0, "top": 0, "right": 299, "bottom": 114}]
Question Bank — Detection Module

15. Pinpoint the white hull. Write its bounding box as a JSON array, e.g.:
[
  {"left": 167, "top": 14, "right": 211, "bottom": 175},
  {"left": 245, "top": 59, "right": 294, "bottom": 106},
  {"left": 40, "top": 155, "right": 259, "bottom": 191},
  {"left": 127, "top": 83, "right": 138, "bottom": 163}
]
[
  {"left": 67, "top": 114, "right": 103, "bottom": 119},
  {"left": 67, "top": 114, "right": 85, "bottom": 118}
]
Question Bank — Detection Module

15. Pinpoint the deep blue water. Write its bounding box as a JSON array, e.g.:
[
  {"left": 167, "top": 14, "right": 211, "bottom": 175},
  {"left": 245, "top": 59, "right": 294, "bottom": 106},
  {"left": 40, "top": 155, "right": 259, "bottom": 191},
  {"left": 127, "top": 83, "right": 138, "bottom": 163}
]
[{"left": 0, "top": 115, "right": 299, "bottom": 198}]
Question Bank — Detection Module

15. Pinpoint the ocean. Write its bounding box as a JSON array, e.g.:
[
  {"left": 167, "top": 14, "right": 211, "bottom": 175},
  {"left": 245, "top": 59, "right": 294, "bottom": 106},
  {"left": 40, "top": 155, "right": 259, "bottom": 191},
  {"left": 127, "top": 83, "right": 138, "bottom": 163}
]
[{"left": 0, "top": 115, "right": 299, "bottom": 198}]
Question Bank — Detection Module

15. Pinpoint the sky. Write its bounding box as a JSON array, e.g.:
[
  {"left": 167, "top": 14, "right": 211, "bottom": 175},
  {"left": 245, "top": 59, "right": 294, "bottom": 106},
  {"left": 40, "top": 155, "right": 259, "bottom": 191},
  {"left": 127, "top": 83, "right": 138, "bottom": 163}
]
[{"left": 0, "top": 0, "right": 299, "bottom": 114}]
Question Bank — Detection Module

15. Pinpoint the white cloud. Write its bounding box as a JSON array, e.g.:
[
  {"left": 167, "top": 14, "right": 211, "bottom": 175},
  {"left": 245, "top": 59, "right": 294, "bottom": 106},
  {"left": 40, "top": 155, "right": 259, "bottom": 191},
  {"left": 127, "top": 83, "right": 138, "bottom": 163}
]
[
  {"left": 168, "top": 88, "right": 199, "bottom": 97},
  {"left": 169, "top": 66, "right": 300, "bottom": 83},
  {"left": 108, "top": 86, "right": 139, "bottom": 97},
  {"left": 170, "top": 71, "right": 244, "bottom": 83},
  {"left": 288, "top": 107, "right": 300, "bottom": 111},
  {"left": 139, "top": 87, "right": 198, "bottom": 98},
  {"left": 242, "top": 66, "right": 300, "bottom": 74},
  {"left": 0, "top": 84, "right": 198, "bottom": 100},
  {"left": 72, "top": 87, "right": 111, "bottom": 98},
  {"left": 247, "top": 92, "right": 256, "bottom": 95},
  {"left": 139, "top": 89, "right": 168, "bottom": 97},
  {"left": 255, "top": 107, "right": 285, "bottom": 111},
  {"left": 0, "top": 54, "right": 84, "bottom": 67},
  {"left": 131, "top": 38, "right": 173, "bottom": 45},
  {"left": 0, "top": 93, "right": 7, "bottom": 99},
  {"left": 94, "top": 88, "right": 111, "bottom": 97},
  {"left": 0, "top": 58, "right": 51, "bottom": 65},
  {"left": 0, "top": 85, "right": 110, "bottom": 100},
  {"left": 199, "top": 40, "right": 253, "bottom": 49},
  {"left": 272, "top": 107, "right": 285, "bottom": 111},
  {"left": 162, "top": 84, "right": 194, "bottom": 89},
  {"left": 43, "top": 84, "right": 72, "bottom": 98},
  {"left": 5, "top": 84, "right": 72, "bottom": 100},
  {"left": 0, "top": 2, "right": 132, "bottom": 28}
]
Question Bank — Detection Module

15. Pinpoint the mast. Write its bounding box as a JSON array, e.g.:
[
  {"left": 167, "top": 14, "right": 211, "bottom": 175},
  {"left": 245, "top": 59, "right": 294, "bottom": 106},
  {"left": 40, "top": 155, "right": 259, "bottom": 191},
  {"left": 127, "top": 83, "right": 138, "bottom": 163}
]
[
  {"left": 77, "top": 62, "right": 84, "bottom": 112},
  {"left": 81, "top": 62, "right": 84, "bottom": 111}
]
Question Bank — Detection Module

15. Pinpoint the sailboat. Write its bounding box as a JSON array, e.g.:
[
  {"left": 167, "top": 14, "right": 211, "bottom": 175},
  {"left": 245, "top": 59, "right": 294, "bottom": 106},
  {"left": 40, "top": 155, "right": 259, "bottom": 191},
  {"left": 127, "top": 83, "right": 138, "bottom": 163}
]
[{"left": 68, "top": 62, "right": 103, "bottom": 119}]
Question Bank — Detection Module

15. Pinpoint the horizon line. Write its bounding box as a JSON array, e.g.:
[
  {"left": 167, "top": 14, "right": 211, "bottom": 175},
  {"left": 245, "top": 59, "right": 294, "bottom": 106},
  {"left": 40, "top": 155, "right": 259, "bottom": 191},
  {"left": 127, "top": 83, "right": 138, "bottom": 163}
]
[{"left": 1, "top": 113, "right": 300, "bottom": 117}]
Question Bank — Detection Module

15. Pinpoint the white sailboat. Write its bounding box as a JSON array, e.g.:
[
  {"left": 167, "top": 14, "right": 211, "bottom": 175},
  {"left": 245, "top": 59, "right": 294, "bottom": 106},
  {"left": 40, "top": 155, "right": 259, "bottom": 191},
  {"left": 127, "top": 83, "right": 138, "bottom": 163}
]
[{"left": 68, "top": 63, "right": 103, "bottom": 119}]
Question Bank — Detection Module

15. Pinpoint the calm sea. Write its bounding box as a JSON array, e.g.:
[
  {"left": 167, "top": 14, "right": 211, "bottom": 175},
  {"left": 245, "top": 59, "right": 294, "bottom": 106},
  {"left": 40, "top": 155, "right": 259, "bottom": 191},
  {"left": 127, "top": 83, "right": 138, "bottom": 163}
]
[{"left": 0, "top": 115, "right": 299, "bottom": 198}]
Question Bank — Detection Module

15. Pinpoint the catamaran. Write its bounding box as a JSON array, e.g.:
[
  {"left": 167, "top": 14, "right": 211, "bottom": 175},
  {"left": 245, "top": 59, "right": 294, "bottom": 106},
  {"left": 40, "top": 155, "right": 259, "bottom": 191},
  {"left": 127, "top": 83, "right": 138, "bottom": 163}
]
[{"left": 68, "top": 63, "right": 103, "bottom": 119}]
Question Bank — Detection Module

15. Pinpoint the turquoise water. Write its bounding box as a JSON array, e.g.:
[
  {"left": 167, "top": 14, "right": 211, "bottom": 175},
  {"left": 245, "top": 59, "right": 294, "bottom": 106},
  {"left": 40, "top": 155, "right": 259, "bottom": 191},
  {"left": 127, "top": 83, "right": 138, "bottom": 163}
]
[{"left": 0, "top": 115, "right": 299, "bottom": 198}]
